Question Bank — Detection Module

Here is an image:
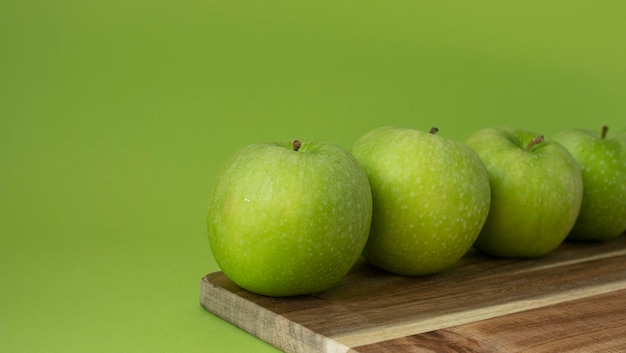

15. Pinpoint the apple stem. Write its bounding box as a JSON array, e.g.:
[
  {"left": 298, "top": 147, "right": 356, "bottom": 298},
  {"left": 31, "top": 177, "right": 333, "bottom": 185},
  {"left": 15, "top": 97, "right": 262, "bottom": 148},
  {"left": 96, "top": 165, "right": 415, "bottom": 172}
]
[
  {"left": 293, "top": 140, "right": 302, "bottom": 152},
  {"left": 429, "top": 127, "right": 439, "bottom": 135},
  {"left": 526, "top": 135, "right": 545, "bottom": 151},
  {"left": 601, "top": 125, "right": 609, "bottom": 140}
]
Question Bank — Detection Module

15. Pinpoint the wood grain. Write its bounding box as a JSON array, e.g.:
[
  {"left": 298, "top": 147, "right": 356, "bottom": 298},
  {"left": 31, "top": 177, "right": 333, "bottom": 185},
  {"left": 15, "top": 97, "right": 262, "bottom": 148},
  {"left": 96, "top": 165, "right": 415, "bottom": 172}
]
[
  {"left": 353, "top": 289, "right": 626, "bottom": 353},
  {"left": 200, "top": 235, "right": 626, "bottom": 353}
]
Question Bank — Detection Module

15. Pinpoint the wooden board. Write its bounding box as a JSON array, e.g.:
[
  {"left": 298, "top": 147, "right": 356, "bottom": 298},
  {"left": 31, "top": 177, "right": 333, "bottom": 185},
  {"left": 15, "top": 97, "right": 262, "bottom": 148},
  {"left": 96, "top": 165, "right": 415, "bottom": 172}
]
[{"left": 200, "top": 235, "right": 626, "bottom": 353}]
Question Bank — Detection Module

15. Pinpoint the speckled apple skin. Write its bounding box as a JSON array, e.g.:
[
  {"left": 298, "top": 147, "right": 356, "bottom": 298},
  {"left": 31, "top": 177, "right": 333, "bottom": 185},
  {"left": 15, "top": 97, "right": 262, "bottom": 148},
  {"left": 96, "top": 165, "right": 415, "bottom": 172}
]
[
  {"left": 553, "top": 128, "right": 626, "bottom": 240},
  {"left": 352, "top": 127, "right": 491, "bottom": 276},
  {"left": 207, "top": 140, "right": 372, "bottom": 297},
  {"left": 466, "top": 127, "right": 584, "bottom": 258}
]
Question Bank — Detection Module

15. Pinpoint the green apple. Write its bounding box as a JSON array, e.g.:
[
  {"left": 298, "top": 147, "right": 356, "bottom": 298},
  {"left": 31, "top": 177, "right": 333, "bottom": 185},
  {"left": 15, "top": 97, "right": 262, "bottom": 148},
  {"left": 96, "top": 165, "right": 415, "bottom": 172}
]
[
  {"left": 351, "top": 126, "right": 491, "bottom": 276},
  {"left": 553, "top": 126, "right": 626, "bottom": 240},
  {"left": 465, "top": 127, "right": 583, "bottom": 258},
  {"left": 207, "top": 140, "right": 372, "bottom": 297}
]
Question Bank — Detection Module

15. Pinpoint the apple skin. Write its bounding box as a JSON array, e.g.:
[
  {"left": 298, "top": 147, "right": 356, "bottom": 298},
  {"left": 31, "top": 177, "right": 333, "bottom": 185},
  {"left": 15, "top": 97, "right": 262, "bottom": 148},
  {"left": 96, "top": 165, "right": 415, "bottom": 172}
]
[
  {"left": 207, "top": 140, "right": 372, "bottom": 297},
  {"left": 553, "top": 127, "right": 626, "bottom": 240},
  {"left": 465, "top": 127, "right": 583, "bottom": 258},
  {"left": 351, "top": 127, "right": 491, "bottom": 276}
]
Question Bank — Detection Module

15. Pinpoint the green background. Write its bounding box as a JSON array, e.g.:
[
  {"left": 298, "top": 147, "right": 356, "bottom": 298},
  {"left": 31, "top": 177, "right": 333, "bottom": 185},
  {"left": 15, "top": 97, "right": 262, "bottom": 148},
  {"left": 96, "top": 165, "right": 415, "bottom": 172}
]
[{"left": 2, "top": 1, "right": 625, "bottom": 352}]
